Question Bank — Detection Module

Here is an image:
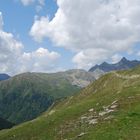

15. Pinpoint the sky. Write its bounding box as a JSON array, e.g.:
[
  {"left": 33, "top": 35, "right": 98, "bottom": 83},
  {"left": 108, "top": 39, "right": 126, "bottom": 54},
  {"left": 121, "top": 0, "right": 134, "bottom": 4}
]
[{"left": 0, "top": 0, "right": 140, "bottom": 75}]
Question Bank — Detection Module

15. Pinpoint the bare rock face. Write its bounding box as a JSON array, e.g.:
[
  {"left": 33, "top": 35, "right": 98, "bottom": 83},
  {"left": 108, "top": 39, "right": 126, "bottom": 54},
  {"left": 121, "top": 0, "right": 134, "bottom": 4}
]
[{"left": 65, "top": 69, "right": 96, "bottom": 88}]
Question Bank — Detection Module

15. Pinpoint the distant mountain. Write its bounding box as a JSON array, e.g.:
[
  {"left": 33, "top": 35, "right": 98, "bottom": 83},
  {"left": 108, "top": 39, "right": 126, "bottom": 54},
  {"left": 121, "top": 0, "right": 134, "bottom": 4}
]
[
  {"left": 0, "top": 117, "right": 14, "bottom": 130},
  {"left": 89, "top": 57, "right": 140, "bottom": 73},
  {"left": 0, "top": 70, "right": 95, "bottom": 124},
  {"left": 0, "top": 74, "right": 10, "bottom": 81}
]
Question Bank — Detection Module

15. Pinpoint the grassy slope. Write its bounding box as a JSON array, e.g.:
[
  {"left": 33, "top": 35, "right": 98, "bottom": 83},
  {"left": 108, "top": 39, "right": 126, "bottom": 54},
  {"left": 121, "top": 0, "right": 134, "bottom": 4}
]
[
  {"left": 0, "top": 72, "right": 80, "bottom": 124},
  {"left": 0, "top": 67, "right": 140, "bottom": 140}
]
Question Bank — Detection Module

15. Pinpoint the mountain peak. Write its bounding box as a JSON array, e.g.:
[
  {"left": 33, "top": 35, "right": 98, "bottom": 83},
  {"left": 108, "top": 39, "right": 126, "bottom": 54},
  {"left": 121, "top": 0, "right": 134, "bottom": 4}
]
[
  {"left": 120, "top": 57, "right": 129, "bottom": 63},
  {"left": 101, "top": 62, "right": 109, "bottom": 66}
]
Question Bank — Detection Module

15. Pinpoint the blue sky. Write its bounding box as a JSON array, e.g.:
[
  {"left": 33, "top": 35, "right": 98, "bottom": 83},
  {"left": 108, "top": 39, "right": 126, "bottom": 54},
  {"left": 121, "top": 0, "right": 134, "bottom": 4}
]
[
  {"left": 0, "top": 0, "right": 75, "bottom": 72},
  {"left": 0, "top": 0, "right": 140, "bottom": 75}
]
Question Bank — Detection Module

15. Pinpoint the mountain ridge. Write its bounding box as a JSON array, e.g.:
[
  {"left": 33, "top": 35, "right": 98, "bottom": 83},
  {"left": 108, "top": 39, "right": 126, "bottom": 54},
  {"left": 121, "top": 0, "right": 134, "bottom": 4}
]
[{"left": 89, "top": 57, "right": 140, "bottom": 73}]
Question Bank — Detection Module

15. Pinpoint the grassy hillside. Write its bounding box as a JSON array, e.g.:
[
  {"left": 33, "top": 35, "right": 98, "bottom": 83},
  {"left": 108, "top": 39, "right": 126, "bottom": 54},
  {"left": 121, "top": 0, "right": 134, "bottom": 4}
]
[
  {"left": 0, "top": 69, "right": 95, "bottom": 124},
  {"left": 0, "top": 67, "right": 140, "bottom": 140},
  {"left": 0, "top": 72, "right": 81, "bottom": 124}
]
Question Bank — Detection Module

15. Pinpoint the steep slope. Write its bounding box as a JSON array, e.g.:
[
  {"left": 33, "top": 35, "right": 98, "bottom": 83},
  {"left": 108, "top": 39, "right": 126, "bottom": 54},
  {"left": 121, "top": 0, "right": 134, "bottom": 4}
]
[
  {"left": 0, "top": 74, "right": 10, "bottom": 81},
  {"left": 0, "top": 66, "right": 140, "bottom": 140},
  {"left": 0, "top": 70, "right": 95, "bottom": 124},
  {"left": 0, "top": 118, "right": 14, "bottom": 130},
  {"left": 89, "top": 57, "right": 140, "bottom": 73}
]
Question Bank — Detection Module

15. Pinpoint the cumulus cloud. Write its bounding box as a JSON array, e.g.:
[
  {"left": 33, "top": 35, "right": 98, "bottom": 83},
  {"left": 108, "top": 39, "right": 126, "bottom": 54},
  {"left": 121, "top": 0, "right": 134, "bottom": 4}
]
[
  {"left": 72, "top": 48, "right": 110, "bottom": 68},
  {"left": 30, "top": 0, "right": 140, "bottom": 68},
  {"left": 0, "top": 12, "right": 60, "bottom": 75},
  {"left": 20, "top": 48, "right": 60, "bottom": 73},
  {"left": 111, "top": 54, "right": 122, "bottom": 64}
]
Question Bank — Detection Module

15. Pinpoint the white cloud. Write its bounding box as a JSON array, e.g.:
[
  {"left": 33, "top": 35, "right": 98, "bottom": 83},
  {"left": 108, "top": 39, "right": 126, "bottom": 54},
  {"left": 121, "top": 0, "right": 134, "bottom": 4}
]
[
  {"left": 111, "top": 54, "right": 122, "bottom": 64},
  {"left": 20, "top": 48, "right": 60, "bottom": 73},
  {"left": 20, "top": 0, "right": 35, "bottom": 6},
  {"left": 0, "top": 12, "right": 60, "bottom": 75},
  {"left": 30, "top": 0, "right": 140, "bottom": 68},
  {"left": 72, "top": 48, "right": 110, "bottom": 68}
]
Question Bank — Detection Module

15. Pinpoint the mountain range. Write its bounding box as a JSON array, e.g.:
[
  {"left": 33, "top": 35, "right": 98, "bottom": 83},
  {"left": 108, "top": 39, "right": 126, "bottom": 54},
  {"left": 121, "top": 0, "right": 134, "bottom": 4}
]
[
  {"left": 0, "top": 57, "right": 140, "bottom": 127},
  {"left": 89, "top": 57, "right": 140, "bottom": 73},
  {"left": 0, "top": 65, "right": 139, "bottom": 140},
  {"left": 0, "top": 70, "right": 95, "bottom": 124}
]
